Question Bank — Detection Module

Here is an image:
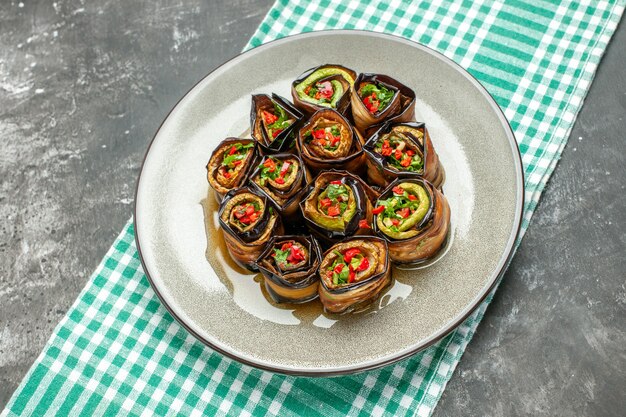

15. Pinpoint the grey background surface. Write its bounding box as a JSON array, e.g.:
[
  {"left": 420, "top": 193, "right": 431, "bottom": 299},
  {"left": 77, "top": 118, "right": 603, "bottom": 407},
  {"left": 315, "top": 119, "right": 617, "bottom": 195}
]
[{"left": 0, "top": 1, "right": 624, "bottom": 415}]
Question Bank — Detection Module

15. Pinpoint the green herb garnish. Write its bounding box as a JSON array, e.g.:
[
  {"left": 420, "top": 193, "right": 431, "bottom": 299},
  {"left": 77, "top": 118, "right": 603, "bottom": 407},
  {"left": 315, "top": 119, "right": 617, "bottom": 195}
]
[
  {"left": 360, "top": 83, "right": 395, "bottom": 112},
  {"left": 273, "top": 247, "right": 290, "bottom": 266},
  {"left": 221, "top": 143, "right": 253, "bottom": 167}
]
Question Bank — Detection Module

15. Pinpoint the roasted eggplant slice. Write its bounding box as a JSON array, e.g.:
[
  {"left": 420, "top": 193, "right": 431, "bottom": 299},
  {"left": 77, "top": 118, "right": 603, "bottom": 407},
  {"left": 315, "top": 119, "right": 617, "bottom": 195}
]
[
  {"left": 297, "top": 109, "right": 366, "bottom": 175},
  {"left": 248, "top": 153, "right": 311, "bottom": 220},
  {"left": 218, "top": 187, "right": 284, "bottom": 271},
  {"left": 350, "top": 73, "right": 416, "bottom": 137},
  {"left": 299, "top": 170, "right": 379, "bottom": 244},
  {"left": 364, "top": 121, "right": 445, "bottom": 189},
  {"left": 373, "top": 179, "right": 450, "bottom": 266},
  {"left": 318, "top": 236, "right": 392, "bottom": 314},
  {"left": 251, "top": 94, "right": 303, "bottom": 153},
  {"left": 291, "top": 64, "right": 357, "bottom": 115},
  {"left": 206, "top": 138, "right": 258, "bottom": 201},
  {"left": 255, "top": 235, "right": 321, "bottom": 304}
]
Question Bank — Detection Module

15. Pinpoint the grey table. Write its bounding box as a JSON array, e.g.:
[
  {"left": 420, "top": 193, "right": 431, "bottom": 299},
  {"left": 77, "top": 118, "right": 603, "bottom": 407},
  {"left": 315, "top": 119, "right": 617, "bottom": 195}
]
[{"left": 1, "top": 1, "right": 624, "bottom": 415}]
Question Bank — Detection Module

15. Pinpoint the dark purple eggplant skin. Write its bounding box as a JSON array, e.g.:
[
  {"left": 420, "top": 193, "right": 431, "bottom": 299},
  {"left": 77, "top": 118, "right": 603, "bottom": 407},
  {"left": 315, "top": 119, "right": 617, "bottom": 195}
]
[
  {"left": 218, "top": 186, "right": 276, "bottom": 244},
  {"left": 255, "top": 235, "right": 321, "bottom": 288},
  {"left": 298, "top": 170, "right": 378, "bottom": 246},
  {"left": 250, "top": 93, "right": 304, "bottom": 154}
]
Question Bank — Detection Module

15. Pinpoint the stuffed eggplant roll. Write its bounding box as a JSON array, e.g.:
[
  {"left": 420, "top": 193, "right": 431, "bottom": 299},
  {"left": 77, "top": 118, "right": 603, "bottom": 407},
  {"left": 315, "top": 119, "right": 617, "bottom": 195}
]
[
  {"left": 364, "top": 122, "right": 445, "bottom": 189},
  {"left": 248, "top": 153, "right": 310, "bottom": 220},
  {"left": 297, "top": 109, "right": 365, "bottom": 175},
  {"left": 300, "top": 170, "right": 379, "bottom": 244},
  {"left": 373, "top": 179, "right": 450, "bottom": 266},
  {"left": 218, "top": 187, "right": 284, "bottom": 271},
  {"left": 251, "top": 94, "right": 303, "bottom": 153},
  {"left": 206, "top": 138, "right": 258, "bottom": 201},
  {"left": 318, "top": 236, "right": 392, "bottom": 314},
  {"left": 291, "top": 64, "right": 357, "bottom": 115},
  {"left": 255, "top": 235, "right": 321, "bottom": 304},
  {"left": 350, "top": 73, "right": 416, "bottom": 137}
]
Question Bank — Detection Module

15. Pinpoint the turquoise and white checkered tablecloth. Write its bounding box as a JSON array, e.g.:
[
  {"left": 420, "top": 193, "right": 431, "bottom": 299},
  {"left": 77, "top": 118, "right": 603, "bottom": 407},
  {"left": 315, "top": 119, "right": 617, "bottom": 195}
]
[{"left": 3, "top": 1, "right": 624, "bottom": 416}]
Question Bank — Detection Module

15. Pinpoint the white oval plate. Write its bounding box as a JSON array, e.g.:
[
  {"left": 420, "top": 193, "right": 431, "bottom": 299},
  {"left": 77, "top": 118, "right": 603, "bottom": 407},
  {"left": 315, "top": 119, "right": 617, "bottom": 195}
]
[{"left": 134, "top": 30, "right": 523, "bottom": 376}]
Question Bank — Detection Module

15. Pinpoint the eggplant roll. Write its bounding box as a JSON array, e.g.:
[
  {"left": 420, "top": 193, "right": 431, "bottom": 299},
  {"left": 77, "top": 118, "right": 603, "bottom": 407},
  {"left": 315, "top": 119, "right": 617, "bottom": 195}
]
[
  {"left": 350, "top": 73, "right": 416, "bottom": 137},
  {"left": 218, "top": 187, "right": 284, "bottom": 271},
  {"left": 373, "top": 179, "right": 450, "bottom": 265},
  {"left": 364, "top": 122, "right": 445, "bottom": 189},
  {"left": 297, "top": 109, "right": 366, "bottom": 175},
  {"left": 255, "top": 235, "right": 321, "bottom": 304},
  {"left": 318, "top": 236, "right": 392, "bottom": 314},
  {"left": 299, "top": 170, "right": 379, "bottom": 244},
  {"left": 251, "top": 94, "right": 303, "bottom": 153},
  {"left": 291, "top": 64, "right": 357, "bottom": 115},
  {"left": 248, "top": 153, "right": 310, "bottom": 220},
  {"left": 206, "top": 138, "right": 258, "bottom": 201}
]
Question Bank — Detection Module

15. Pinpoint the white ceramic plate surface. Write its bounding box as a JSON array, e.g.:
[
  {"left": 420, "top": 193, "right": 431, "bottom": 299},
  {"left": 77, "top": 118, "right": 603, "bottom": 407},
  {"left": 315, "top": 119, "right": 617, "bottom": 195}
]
[{"left": 134, "top": 31, "right": 523, "bottom": 376}]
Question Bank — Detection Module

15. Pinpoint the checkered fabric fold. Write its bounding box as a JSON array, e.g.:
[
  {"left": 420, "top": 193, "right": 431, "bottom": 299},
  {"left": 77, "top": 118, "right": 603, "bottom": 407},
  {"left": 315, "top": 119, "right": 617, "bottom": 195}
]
[{"left": 3, "top": 1, "right": 624, "bottom": 416}]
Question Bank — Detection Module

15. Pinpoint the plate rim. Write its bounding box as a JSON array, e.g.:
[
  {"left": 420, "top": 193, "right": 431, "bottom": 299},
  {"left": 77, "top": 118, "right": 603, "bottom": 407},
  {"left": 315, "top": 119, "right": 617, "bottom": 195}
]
[{"left": 133, "top": 29, "right": 525, "bottom": 376}]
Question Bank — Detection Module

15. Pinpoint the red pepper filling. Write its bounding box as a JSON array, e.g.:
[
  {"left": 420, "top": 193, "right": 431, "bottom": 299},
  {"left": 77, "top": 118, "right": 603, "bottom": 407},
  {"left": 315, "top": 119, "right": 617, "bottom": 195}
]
[
  {"left": 304, "top": 80, "right": 335, "bottom": 103},
  {"left": 262, "top": 110, "right": 278, "bottom": 125},
  {"left": 375, "top": 137, "right": 423, "bottom": 172},
  {"left": 260, "top": 102, "right": 293, "bottom": 142},
  {"left": 318, "top": 182, "right": 350, "bottom": 218},
  {"left": 393, "top": 186, "right": 405, "bottom": 195},
  {"left": 359, "top": 82, "right": 394, "bottom": 114},
  {"left": 363, "top": 93, "right": 379, "bottom": 113},
  {"left": 380, "top": 140, "right": 393, "bottom": 156},
  {"left": 397, "top": 207, "right": 410, "bottom": 218},
  {"left": 271, "top": 241, "right": 306, "bottom": 267},
  {"left": 372, "top": 205, "right": 385, "bottom": 215},
  {"left": 258, "top": 157, "right": 294, "bottom": 187},
  {"left": 305, "top": 124, "right": 343, "bottom": 150},
  {"left": 219, "top": 142, "right": 254, "bottom": 180},
  {"left": 328, "top": 247, "right": 370, "bottom": 285},
  {"left": 232, "top": 202, "right": 262, "bottom": 226},
  {"left": 327, "top": 206, "right": 341, "bottom": 217},
  {"left": 374, "top": 185, "right": 425, "bottom": 230}
]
